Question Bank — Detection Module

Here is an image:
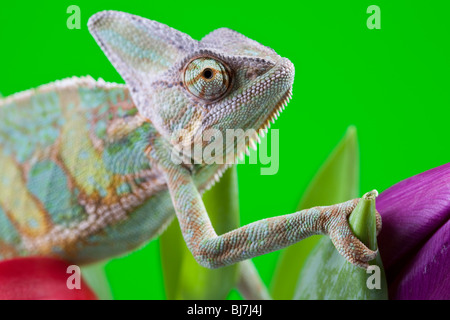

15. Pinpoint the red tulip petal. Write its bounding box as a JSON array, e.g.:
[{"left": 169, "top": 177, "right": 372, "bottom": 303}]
[{"left": 0, "top": 257, "right": 97, "bottom": 300}]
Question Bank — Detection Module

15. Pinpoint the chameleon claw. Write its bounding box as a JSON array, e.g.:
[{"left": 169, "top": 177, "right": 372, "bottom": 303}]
[
  {"left": 326, "top": 195, "right": 380, "bottom": 270},
  {"left": 375, "top": 210, "right": 382, "bottom": 235},
  {"left": 329, "top": 228, "right": 378, "bottom": 269}
]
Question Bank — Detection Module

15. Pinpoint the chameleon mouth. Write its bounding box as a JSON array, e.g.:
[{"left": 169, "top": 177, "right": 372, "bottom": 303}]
[
  {"left": 203, "top": 87, "right": 293, "bottom": 190},
  {"left": 233, "top": 56, "right": 295, "bottom": 162},
  {"left": 235, "top": 87, "right": 293, "bottom": 162},
  {"left": 257, "top": 88, "right": 293, "bottom": 140},
  {"left": 200, "top": 57, "right": 295, "bottom": 190}
]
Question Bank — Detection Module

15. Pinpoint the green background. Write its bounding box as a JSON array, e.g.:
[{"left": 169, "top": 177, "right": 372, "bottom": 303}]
[{"left": 1, "top": 1, "right": 449, "bottom": 299}]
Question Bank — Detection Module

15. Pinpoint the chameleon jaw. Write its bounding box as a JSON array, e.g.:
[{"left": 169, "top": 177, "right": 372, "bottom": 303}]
[
  {"left": 236, "top": 86, "right": 293, "bottom": 161},
  {"left": 236, "top": 56, "right": 295, "bottom": 161},
  {"left": 196, "top": 56, "right": 295, "bottom": 191},
  {"left": 200, "top": 87, "right": 293, "bottom": 193}
]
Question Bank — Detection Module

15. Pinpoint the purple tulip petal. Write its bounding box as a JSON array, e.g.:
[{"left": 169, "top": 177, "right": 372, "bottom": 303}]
[
  {"left": 376, "top": 162, "right": 450, "bottom": 299},
  {"left": 389, "top": 218, "right": 450, "bottom": 299}
]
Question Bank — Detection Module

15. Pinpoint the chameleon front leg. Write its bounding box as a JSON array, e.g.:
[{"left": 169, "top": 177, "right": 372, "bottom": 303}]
[{"left": 148, "top": 145, "right": 378, "bottom": 271}]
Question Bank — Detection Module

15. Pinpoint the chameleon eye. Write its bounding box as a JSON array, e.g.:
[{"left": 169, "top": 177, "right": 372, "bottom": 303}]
[{"left": 184, "top": 58, "right": 230, "bottom": 100}]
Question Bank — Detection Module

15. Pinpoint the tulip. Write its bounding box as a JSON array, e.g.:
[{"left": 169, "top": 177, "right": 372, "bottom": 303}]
[
  {"left": 377, "top": 163, "right": 450, "bottom": 300},
  {"left": 0, "top": 257, "right": 97, "bottom": 300}
]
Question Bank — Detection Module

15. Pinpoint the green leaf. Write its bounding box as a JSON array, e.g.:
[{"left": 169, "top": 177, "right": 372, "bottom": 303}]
[
  {"left": 349, "top": 191, "right": 378, "bottom": 251},
  {"left": 270, "top": 126, "right": 359, "bottom": 299},
  {"left": 293, "top": 191, "right": 388, "bottom": 300},
  {"left": 159, "top": 216, "right": 185, "bottom": 299},
  {"left": 81, "top": 262, "right": 113, "bottom": 300},
  {"left": 160, "top": 166, "right": 240, "bottom": 299}
]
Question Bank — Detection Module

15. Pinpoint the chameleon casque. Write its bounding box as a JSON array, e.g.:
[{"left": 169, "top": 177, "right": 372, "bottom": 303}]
[{"left": 0, "top": 11, "right": 380, "bottom": 286}]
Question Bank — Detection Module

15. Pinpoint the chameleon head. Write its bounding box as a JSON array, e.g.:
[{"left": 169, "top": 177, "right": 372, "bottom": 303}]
[{"left": 88, "top": 11, "right": 294, "bottom": 164}]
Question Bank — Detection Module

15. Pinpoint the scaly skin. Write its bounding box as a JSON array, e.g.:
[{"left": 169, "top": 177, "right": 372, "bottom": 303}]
[{"left": 0, "top": 11, "right": 380, "bottom": 269}]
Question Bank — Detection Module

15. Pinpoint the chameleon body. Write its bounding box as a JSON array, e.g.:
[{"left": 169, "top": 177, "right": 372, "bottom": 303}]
[
  {"left": 0, "top": 77, "right": 176, "bottom": 262},
  {"left": 0, "top": 11, "right": 379, "bottom": 269}
]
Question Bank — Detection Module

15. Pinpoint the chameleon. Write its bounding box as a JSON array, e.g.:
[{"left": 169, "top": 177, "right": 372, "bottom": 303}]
[{"left": 0, "top": 10, "right": 380, "bottom": 289}]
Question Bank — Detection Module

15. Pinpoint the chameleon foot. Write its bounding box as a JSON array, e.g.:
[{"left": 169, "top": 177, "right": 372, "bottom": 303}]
[{"left": 325, "top": 194, "right": 380, "bottom": 269}]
